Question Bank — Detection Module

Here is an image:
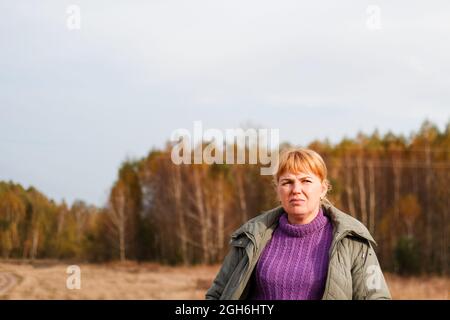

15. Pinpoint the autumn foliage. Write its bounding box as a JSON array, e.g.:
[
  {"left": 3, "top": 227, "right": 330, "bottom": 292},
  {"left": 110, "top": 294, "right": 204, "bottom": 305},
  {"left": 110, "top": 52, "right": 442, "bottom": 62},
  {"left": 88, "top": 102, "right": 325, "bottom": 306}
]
[{"left": 0, "top": 120, "right": 448, "bottom": 275}]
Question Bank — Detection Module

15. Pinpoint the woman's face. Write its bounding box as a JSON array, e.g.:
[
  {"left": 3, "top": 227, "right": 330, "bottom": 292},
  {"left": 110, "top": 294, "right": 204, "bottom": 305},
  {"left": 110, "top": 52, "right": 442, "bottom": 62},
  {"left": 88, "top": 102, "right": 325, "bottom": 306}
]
[{"left": 277, "top": 171, "right": 327, "bottom": 224}]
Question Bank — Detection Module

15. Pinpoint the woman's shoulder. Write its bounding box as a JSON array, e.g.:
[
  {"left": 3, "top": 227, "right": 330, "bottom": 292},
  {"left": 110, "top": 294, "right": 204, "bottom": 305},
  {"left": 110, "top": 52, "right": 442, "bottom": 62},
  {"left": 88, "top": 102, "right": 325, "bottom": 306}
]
[{"left": 322, "top": 201, "right": 377, "bottom": 246}]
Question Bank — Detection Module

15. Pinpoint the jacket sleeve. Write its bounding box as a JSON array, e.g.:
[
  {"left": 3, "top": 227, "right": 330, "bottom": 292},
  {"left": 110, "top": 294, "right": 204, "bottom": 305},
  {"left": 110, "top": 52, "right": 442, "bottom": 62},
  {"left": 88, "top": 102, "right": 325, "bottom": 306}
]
[
  {"left": 205, "top": 242, "right": 243, "bottom": 300},
  {"left": 351, "top": 240, "right": 392, "bottom": 300}
]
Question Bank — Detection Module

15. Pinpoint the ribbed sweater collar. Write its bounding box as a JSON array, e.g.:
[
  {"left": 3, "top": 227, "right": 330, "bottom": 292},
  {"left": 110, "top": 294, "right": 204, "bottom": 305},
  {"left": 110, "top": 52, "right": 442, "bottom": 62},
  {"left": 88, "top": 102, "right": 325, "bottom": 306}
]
[{"left": 278, "top": 208, "right": 328, "bottom": 238}]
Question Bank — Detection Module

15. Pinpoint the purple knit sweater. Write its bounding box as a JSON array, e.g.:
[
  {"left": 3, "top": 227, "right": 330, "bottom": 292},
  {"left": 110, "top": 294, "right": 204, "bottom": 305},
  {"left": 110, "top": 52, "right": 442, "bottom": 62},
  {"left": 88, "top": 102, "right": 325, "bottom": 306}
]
[{"left": 249, "top": 208, "right": 333, "bottom": 300}]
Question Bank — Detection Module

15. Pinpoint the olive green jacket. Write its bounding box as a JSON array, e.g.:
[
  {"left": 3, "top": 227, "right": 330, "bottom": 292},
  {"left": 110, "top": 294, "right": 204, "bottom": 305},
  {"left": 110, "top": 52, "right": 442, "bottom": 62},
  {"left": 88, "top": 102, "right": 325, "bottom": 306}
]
[{"left": 205, "top": 201, "right": 392, "bottom": 300}]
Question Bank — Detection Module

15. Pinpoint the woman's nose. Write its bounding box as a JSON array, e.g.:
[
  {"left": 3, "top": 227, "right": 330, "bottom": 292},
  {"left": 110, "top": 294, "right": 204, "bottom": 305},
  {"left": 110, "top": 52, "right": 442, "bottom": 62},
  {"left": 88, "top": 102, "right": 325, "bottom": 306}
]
[{"left": 292, "top": 181, "right": 302, "bottom": 194}]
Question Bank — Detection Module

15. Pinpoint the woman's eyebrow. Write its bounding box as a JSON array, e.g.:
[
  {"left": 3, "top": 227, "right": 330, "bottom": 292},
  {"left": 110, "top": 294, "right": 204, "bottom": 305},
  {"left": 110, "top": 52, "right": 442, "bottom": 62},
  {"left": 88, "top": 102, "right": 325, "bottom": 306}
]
[{"left": 299, "top": 176, "right": 312, "bottom": 179}]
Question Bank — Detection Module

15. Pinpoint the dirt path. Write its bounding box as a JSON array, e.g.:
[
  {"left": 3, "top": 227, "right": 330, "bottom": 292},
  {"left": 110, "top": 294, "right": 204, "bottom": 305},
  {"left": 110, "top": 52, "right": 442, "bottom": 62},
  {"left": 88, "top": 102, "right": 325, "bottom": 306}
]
[
  {"left": 0, "top": 261, "right": 448, "bottom": 299},
  {"left": 0, "top": 272, "right": 19, "bottom": 296}
]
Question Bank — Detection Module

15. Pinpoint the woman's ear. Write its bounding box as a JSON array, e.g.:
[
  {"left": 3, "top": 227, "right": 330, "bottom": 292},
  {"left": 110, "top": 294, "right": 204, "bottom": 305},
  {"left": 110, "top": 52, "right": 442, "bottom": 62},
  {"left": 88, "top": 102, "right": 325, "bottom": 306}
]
[
  {"left": 275, "top": 184, "right": 280, "bottom": 201},
  {"left": 272, "top": 178, "right": 278, "bottom": 190},
  {"left": 320, "top": 180, "right": 328, "bottom": 199}
]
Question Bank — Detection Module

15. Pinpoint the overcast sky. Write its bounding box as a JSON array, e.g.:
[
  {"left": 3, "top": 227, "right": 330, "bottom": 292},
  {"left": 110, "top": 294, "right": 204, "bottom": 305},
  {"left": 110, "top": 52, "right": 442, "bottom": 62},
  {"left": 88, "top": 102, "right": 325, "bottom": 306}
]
[{"left": 1, "top": 1, "right": 449, "bottom": 206}]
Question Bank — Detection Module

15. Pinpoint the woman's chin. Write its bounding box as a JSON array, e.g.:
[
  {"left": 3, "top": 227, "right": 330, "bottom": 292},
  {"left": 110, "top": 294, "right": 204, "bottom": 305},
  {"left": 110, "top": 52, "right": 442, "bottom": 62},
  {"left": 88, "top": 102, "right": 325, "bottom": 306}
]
[
  {"left": 287, "top": 202, "right": 306, "bottom": 210},
  {"left": 286, "top": 206, "right": 309, "bottom": 216}
]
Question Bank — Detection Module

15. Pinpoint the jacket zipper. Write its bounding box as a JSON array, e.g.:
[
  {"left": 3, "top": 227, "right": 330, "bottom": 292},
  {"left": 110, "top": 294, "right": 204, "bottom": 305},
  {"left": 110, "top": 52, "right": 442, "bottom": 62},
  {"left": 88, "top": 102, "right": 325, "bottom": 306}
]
[
  {"left": 321, "top": 231, "right": 348, "bottom": 299},
  {"left": 233, "top": 231, "right": 259, "bottom": 299}
]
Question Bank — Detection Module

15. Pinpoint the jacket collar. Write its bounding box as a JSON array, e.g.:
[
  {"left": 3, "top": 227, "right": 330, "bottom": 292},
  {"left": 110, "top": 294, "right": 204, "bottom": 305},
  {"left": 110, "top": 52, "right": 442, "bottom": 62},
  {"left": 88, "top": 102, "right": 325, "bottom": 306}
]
[
  {"left": 231, "top": 200, "right": 377, "bottom": 246},
  {"left": 321, "top": 200, "right": 377, "bottom": 246}
]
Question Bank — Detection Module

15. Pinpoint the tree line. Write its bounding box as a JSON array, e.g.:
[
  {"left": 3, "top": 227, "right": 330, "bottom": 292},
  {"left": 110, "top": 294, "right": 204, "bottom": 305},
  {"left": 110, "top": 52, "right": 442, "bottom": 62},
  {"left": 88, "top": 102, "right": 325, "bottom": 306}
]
[{"left": 0, "top": 120, "right": 448, "bottom": 275}]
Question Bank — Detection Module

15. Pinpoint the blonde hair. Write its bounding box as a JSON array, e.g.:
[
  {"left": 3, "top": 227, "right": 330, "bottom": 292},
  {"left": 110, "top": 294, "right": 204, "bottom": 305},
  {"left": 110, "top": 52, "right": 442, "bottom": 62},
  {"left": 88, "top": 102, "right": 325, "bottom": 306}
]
[{"left": 274, "top": 148, "right": 331, "bottom": 195}]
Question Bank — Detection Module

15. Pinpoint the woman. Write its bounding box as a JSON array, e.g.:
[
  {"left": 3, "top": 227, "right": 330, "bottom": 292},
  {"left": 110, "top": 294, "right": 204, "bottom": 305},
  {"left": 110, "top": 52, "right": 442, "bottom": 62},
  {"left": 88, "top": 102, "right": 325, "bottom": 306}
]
[{"left": 206, "top": 148, "right": 391, "bottom": 300}]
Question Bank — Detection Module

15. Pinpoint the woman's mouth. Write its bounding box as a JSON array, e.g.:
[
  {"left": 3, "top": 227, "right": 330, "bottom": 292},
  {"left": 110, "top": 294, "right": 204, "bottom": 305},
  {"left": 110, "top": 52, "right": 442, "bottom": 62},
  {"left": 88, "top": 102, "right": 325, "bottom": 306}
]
[{"left": 290, "top": 199, "right": 305, "bottom": 204}]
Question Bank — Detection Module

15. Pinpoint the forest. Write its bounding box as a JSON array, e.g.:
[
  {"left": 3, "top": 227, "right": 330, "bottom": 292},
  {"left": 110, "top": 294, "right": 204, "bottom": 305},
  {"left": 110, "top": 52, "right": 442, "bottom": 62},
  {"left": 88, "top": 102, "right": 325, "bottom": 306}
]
[{"left": 0, "top": 120, "right": 448, "bottom": 275}]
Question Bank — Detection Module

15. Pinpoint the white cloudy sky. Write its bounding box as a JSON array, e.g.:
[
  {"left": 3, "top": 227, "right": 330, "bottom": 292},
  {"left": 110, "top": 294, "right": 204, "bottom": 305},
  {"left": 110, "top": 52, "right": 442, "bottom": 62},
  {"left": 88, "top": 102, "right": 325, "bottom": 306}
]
[{"left": 1, "top": 1, "right": 449, "bottom": 206}]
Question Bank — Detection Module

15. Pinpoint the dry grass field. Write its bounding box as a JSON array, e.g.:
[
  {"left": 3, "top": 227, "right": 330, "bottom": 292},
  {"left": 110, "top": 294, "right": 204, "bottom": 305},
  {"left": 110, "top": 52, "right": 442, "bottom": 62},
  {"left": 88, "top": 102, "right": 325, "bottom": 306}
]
[{"left": 0, "top": 260, "right": 448, "bottom": 300}]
